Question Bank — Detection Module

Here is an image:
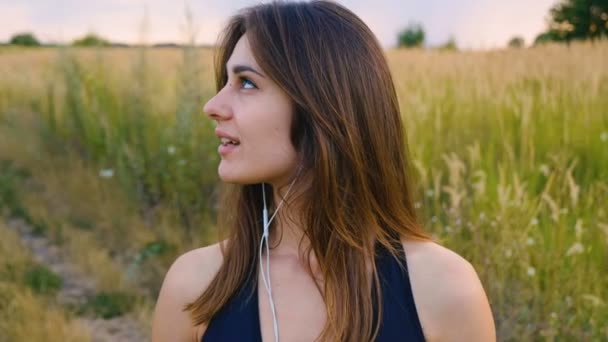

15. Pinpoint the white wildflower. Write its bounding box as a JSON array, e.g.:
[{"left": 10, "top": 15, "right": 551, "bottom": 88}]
[
  {"left": 601, "top": 132, "right": 608, "bottom": 142},
  {"left": 539, "top": 164, "right": 550, "bottom": 176},
  {"left": 526, "top": 237, "right": 535, "bottom": 246},
  {"left": 444, "top": 225, "right": 452, "bottom": 233},
  {"left": 414, "top": 202, "right": 422, "bottom": 209},
  {"left": 167, "top": 145, "right": 176, "bottom": 155},
  {"left": 565, "top": 242, "right": 584, "bottom": 256},
  {"left": 530, "top": 218, "right": 539, "bottom": 226},
  {"left": 479, "top": 212, "right": 486, "bottom": 221},
  {"left": 527, "top": 266, "right": 536, "bottom": 277},
  {"left": 426, "top": 189, "right": 434, "bottom": 198},
  {"left": 99, "top": 169, "right": 114, "bottom": 178}
]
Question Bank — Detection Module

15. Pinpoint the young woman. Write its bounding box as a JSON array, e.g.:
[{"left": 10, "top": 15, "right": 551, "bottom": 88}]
[{"left": 152, "top": 1, "right": 496, "bottom": 341}]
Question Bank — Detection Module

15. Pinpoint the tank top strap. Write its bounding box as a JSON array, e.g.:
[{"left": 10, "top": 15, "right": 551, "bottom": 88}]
[{"left": 371, "top": 238, "right": 426, "bottom": 341}]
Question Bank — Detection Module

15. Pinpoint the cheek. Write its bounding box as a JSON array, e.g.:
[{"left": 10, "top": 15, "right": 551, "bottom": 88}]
[
  {"left": 247, "top": 111, "right": 296, "bottom": 166},
  {"left": 242, "top": 97, "right": 293, "bottom": 148},
  {"left": 218, "top": 93, "right": 296, "bottom": 183},
  {"left": 246, "top": 122, "right": 295, "bottom": 163}
]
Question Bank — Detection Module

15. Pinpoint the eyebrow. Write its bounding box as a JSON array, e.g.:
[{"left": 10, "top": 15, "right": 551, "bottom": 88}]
[{"left": 230, "top": 64, "right": 266, "bottom": 78}]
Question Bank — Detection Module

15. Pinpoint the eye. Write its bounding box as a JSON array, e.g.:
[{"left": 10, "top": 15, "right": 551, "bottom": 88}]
[{"left": 239, "top": 76, "right": 257, "bottom": 90}]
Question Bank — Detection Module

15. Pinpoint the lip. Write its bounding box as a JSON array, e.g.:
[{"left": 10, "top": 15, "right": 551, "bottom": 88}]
[
  {"left": 218, "top": 143, "right": 238, "bottom": 157},
  {"left": 215, "top": 129, "right": 240, "bottom": 157}
]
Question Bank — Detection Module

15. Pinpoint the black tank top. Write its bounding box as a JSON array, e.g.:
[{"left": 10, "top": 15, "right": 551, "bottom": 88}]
[{"left": 202, "top": 240, "right": 426, "bottom": 341}]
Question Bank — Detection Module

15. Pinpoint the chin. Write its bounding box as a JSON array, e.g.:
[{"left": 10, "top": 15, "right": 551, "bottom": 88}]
[
  {"left": 218, "top": 171, "right": 244, "bottom": 184},
  {"left": 217, "top": 159, "right": 297, "bottom": 186},
  {"left": 218, "top": 164, "right": 259, "bottom": 185},
  {"left": 219, "top": 175, "right": 250, "bottom": 184}
]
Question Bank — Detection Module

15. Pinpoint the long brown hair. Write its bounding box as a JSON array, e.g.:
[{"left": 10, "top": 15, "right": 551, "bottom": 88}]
[{"left": 186, "top": 1, "right": 432, "bottom": 340}]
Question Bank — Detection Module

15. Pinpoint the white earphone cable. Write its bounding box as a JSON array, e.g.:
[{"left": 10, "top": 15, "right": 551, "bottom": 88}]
[{"left": 260, "top": 177, "right": 298, "bottom": 342}]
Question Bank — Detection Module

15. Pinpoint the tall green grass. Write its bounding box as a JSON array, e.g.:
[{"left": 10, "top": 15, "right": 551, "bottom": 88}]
[
  {"left": 0, "top": 41, "right": 606, "bottom": 340},
  {"left": 36, "top": 45, "right": 220, "bottom": 239},
  {"left": 390, "top": 42, "right": 608, "bottom": 339}
]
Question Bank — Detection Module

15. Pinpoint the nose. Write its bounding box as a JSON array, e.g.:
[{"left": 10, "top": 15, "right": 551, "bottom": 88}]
[{"left": 203, "top": 87, "right": 233, "bottom": 122}]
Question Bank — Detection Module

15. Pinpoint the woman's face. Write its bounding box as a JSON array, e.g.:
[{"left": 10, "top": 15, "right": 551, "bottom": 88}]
[{"left": 204, "top": 34, "right": 299, "bottom": 187}]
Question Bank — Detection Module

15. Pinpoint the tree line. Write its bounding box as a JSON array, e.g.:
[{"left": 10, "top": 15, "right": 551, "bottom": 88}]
[
  {"left": 397, "top": 0, "right": 608, "bottom": 49},
  {"left": 7, "top": 32, "right": 111, "bottom": 47},
  {"left": 4, "top": 32, "right": 193, "bottom": 48}
]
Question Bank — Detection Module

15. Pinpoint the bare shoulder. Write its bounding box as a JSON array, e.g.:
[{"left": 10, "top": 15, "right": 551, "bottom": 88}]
[
  {"left": 401, "top": 238, "right": 496, "bottom": 342},
  {"left": 151, "top": 241, "right": 226, "bottom": 342}
]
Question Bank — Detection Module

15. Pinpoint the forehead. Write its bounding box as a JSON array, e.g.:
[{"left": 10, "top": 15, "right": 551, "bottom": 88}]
[{"left": 226, "top": 34, "right": 261, "bottom": 69}]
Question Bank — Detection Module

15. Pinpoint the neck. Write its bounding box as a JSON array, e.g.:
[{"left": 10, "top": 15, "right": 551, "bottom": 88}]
[
  {"left": 262, "top": 178, "right": 379, "bottom": 281},
  {"left": 262, "top": 166, "right": 314, "bottom": 258},
  {"left": 268, "top": 183, "right": 309, "bottom": 257}
]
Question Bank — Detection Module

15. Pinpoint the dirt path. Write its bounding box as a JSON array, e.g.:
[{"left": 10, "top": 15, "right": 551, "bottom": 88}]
[{"left": 6, "top": 217, "right": 149, "bottom": 342}]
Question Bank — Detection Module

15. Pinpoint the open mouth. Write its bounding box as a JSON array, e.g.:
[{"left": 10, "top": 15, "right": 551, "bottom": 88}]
[
  {"left": 220, "top": 137, "right": 240, "bottom": 146},
  {"left": 218, "top": 138, "right": 240, "bottom": 156}
]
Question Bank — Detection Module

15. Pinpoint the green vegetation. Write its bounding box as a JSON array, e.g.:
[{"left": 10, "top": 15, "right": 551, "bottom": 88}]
[
  {"left": 72, "top": 33, "right": 111, "bottom": 47},
  {"left": 9, "top": 32, "right": 41, "bottom": 46},
  {"left": 0, "top": 224, "right": 89, "bottom": 341},
  {"left": 437, "top": 36, "right": 458, "bottom": 51},
  {"left": 508, "top": 36, "right": 525, "bottom": 48},
  {"left": 0, "top": 38, "right": 606, "bottom": 340},
  {"left": 536, "top": 0, "right": 608, "bottom": 43},
  {"left": 397, "top": 22, "right": 425, "bottom": 48},
  {"left": 79, "top": 292, "right": 136, "bottom": 319},
  {"left": 0, "top": 159, "right": 32, "bottom": 222},
  {"left": 24, "top": 264, "right": 63, "bottom": 295}
]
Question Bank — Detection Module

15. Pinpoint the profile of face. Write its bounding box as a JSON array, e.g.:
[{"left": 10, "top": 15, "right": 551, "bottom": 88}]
[{"left": 203, "top": 34, "right": 299, "bottom": 187}]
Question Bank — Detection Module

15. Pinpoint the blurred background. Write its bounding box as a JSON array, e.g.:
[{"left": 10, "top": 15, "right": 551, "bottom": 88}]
[{"left": 0, "top": 0, "right": 606, "bottom": 341}]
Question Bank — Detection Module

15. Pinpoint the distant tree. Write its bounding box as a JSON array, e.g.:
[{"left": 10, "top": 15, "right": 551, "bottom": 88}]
[
  {"left": 536, "top": 0, "right": 608, "bottom": 44},
  {"left": 397, "top": 22, "right": 425, "bottom": 48},
  {"left": 153, "top": 43, "right": 181, "bottom": 48},
  {"left": 508, "top": 36, "right": 525, "bottom": 48},
  {"left": 438, "top": 36, "right": 458, "bottom": 51},
  {"left": 534, "top": 31, "right": 563, "bottom": 45},
  {"left": 9, "top": 32, "right": 40, "bottom": 46},
  {"left": 72, "top": 33, "right": 111, "bottom": 47}
]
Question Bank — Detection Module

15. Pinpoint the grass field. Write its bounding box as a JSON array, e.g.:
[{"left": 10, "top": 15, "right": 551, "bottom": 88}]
[
  {"left": 0, "top": 41, "right": 607, "bottom": 340},
  {"left": 0, "top": 220, "right": 90, "bottom": 341}
]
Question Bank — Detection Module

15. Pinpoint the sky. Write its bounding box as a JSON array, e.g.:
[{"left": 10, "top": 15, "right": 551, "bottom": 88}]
[{"left": 0, "top": 0, "right": 558, "bottom": 49}]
